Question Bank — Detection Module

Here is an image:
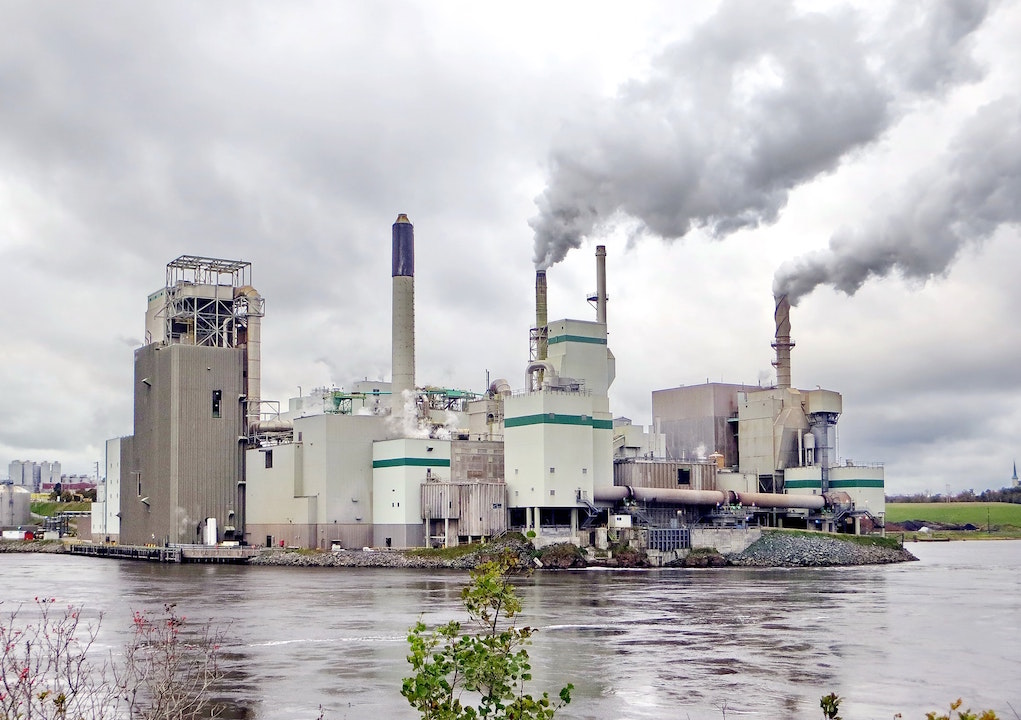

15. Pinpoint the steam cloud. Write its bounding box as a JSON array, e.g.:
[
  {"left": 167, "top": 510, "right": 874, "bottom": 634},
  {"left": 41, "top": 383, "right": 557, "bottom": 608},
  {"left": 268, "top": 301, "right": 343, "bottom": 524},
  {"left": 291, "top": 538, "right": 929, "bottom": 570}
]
[
  {"left": 529, "top": 0, "right": 992, "bottom": 271},
  {"left": 775, "top": 97, "right": 1021, "bottom": 303}
]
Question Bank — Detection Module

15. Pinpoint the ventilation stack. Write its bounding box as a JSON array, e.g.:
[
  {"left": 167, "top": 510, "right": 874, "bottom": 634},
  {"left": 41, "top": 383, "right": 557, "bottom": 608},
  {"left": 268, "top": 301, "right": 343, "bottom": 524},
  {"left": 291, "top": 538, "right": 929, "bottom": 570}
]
[
  {"left": 391, "top": 214, "right": 415, "bottom": 418},
  {"left": 771, "top": 294, "right": 795, "bottom": 389},
  {"left": 535, "top": 270, "right": 548, "bottom": 361},
  {"left": 595, "top": 245, "right": 607, "bottom": 324}
]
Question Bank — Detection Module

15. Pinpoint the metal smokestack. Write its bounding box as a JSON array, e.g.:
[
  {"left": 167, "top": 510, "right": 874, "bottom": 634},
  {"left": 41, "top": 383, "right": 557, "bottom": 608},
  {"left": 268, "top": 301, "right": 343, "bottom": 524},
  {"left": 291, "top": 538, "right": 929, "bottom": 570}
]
[
  {"left": 595, "top": 245, "right": 607, "bottom": 325},
  {"left": 392, "top": 214, "right": 415, "bottom": 418},
  {"left": 535, "top": 270, "right": 548, "bottom": 361},
  {"left": 771, "top": 293, "right": 795, "bottom": 389}
]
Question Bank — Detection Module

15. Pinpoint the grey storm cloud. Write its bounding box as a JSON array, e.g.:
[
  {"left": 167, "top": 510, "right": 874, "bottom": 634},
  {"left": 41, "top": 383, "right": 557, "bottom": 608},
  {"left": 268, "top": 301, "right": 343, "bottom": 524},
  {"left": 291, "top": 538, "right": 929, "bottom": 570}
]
[
  {"left": 774, "top": 96, "right": 1021, "bottom": 303},
  {"left": 529, "top": 0, "right": 992, "bottom": 271}
]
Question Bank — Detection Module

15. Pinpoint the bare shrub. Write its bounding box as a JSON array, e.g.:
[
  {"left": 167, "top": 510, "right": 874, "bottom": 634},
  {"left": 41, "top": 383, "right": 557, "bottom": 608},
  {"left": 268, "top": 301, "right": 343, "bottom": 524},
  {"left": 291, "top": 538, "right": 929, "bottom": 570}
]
[{"left": 0, "top": 598, "right": 225, "bottom": 720}]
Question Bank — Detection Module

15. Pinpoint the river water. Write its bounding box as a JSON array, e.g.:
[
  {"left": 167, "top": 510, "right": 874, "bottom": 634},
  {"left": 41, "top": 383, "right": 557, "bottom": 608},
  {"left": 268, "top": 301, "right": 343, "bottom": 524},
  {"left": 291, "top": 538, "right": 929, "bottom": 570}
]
[{"left": 1, "top": 541, "right": 1019, "bottom": 719}]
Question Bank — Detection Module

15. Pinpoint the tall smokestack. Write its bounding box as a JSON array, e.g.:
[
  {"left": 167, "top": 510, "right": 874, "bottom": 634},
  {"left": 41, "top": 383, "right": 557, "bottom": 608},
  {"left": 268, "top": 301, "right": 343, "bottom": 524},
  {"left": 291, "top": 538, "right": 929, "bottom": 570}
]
[
  {"left": 392, "top": 214, "right": 415, "bottom": 418},
  {"left": 535, "top": 270, "right": 548, "bottom": 361},
  {"left": 771, "top": 293, "right": 795, "bottom": 389},
  {"left": 595, "top": 245, "right": 607, "bottom": 325}
]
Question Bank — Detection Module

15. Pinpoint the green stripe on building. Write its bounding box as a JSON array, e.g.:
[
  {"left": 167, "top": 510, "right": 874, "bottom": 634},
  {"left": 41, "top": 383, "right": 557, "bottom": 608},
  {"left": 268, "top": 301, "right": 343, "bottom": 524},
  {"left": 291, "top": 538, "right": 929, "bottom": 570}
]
[
  {"left": 372, "top": 458, "right": 451, "bottom": 469},
  {"left": 785, "top": 480, "right": 823, "bottom": 489},
  {"left": 828, "top": 479, "right": 885, "bottom": 489},
  {"left": 547, "top": 335, "right": 606, "bottom": 346},
  {"left": 505, "top": 413, "right": 613, "bottom": 430}
]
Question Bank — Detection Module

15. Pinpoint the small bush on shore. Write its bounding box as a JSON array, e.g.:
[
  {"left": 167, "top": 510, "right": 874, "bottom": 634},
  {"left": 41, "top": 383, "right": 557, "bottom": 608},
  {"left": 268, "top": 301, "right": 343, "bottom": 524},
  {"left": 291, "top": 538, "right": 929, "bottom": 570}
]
[
  {"left": 535, "top": 542, "right": 586, "bottom": 569},
  {"left": 402, "top": 554, "right": 572, "bottom": 720}
]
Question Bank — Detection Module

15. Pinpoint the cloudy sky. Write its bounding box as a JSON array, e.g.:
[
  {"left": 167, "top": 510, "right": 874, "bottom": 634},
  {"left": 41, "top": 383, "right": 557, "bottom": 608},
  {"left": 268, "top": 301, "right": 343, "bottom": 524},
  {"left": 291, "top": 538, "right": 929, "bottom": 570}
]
[{"left": 1, "top": 0, "right": 1018, "bottom": 495}]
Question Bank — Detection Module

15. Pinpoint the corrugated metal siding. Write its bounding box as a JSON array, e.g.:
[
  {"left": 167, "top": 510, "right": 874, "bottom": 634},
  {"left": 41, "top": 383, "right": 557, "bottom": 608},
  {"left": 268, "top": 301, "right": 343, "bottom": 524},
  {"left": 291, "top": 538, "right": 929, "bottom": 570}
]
[
  {"left": 422, "top": 483, "right": 462, "bottom": 519},
  {"left": 460, "top": 482, "right": 507, "bottom": 537},
  {"left": 420, "top": 482, "right": 507, "bottom": 536},
  {"left": 121, "top": 344, "right": 244, "bottom": 545},
  {"left": 614, "top": 460, "right": 717, "bottom": 491}
]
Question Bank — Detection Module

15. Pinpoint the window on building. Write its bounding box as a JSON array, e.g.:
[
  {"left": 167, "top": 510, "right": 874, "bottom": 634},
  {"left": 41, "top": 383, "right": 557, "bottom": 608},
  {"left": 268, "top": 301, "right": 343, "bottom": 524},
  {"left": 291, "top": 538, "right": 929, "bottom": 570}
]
[
  {"left": 550, "top": 489, "right": 555, "bottom": 496},
  {"left": 678, "top": 468, "right": 691, "bottom": 485},
  {"left": 265, "top": 450, "right": 273, "bottom": 469},
  {"left": 212, "top": 390, "right": 222, "bottom": 418},
  {"left": 549, "top": 467, "right": 556, "bottom": 474}
]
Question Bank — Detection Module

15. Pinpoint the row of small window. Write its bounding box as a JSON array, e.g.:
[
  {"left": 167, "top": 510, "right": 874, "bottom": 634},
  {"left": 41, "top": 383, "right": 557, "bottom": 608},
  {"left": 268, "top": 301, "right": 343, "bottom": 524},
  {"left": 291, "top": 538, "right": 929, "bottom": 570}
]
[{"left": 510, "top": 468, "right": 587, "bottom": 475}]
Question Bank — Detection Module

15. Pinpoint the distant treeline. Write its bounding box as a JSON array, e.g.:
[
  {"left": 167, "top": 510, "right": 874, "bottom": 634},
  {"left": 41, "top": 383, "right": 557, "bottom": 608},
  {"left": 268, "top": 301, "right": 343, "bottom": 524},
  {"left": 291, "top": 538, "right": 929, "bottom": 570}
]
[{"left": 886, "top": 485, "right": 1021, "bottom": 504}]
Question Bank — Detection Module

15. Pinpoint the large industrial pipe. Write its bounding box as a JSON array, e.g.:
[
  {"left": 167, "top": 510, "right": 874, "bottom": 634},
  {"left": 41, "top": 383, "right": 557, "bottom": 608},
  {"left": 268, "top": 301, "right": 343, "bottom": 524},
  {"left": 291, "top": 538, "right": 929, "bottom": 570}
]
[
  {"left": 593, "top": 486, "right": 824, "bottom": 510},
  {"left": 593, "top": 486, "right": 630, "bottom": 503},
  {"left": 235, "top": 285, "right": 263, "bottom": 430},
  {"left": 525, "top": 361, "right": 557, "bottom": 392},
  {"left": 392, "top": 214, "right": 415, "bottom": 419},
  {"left": 771, "top": 293, "right": 795, "bottom": 389},
  {"left": 595, "top": 245, "right": 607, "bottom": 325},
  {"left": 592, "top": 485, "right": 727, "bottom": 506},
  {"left": 251, "top": 419, "right": 293, "bottom": 433},
  {"left": 734, "top": 491, "right": 825, "bottom": 510}
]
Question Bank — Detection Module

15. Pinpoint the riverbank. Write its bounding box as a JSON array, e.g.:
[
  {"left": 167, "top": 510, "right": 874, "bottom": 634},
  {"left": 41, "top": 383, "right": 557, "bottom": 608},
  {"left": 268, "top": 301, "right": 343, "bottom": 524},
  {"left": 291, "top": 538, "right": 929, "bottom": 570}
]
[
  {"left": 0, "top": 540, "right": 65, "bottom": 554},
  {"left": 727, "top": 531, "right": 918, "bottom": 567},
  {"left": 3, "top": 532, "right": 918, "bottom": 568},
  {"left": 249, "top": 531, "right": 918, "bottom": 570},
  {"left": 248, "top": 537, "right": 533, "bottom": 569}
]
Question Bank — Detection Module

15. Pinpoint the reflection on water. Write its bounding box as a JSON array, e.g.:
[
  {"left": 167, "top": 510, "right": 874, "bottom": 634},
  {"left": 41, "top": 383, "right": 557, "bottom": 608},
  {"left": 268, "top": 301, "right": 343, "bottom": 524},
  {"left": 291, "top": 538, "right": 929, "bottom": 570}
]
[{"left": 0, "top": 541, "right": 1018, "bottom": 719}]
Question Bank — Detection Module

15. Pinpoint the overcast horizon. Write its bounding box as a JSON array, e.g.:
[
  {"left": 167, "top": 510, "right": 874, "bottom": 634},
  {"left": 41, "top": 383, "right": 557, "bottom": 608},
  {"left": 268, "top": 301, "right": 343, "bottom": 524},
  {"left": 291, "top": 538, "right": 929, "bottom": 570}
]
[{"left": 2, "top": 0, "right": 1019, "bottom": 495}]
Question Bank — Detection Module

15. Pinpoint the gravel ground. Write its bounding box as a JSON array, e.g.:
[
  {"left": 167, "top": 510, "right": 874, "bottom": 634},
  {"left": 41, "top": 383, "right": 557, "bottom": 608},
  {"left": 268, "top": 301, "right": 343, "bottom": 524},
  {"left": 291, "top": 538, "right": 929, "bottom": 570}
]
[
  {"left": 0, "top": 540, "right": 66, "bottom": 554},
  {"left": 1, "top": 534, "right": 917, "bottom": 568},
  {"left": 727, "top": 532, "right": 918, "bottom": 567},
  {"left": 248, "top": 538, "right": 533, "bottom": 570}
]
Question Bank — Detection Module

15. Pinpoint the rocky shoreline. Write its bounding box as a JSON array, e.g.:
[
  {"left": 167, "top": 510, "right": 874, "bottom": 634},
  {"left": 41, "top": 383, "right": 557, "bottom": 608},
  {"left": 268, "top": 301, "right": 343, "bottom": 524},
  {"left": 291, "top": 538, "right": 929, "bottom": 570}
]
[
  {"left": 0, "top": 540, "right": 65, "bottom": 554},
  {"left": 248, "top": 532, "right": 918, "bottom": 570},
  {"left": 3, "top": 533, "right": 917, "bottom": 568},
  {"left": 727, "top": 532, "right": 918, "bottom": 567}
]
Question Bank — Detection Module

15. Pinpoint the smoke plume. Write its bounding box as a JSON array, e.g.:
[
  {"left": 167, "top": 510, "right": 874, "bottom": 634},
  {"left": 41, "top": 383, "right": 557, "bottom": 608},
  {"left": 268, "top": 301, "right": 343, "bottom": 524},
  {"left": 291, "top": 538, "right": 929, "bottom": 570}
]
[
  {"left": 775, "top": 97, "right": 1021, "bottom": 304},
  {"left": 529, "top": 0, "right": 991, "bottom": 270}
]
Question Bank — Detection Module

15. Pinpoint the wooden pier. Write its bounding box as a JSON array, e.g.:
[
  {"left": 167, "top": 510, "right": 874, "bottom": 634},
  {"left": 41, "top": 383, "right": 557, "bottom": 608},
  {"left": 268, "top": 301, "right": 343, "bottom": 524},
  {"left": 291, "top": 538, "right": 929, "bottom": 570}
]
[{"left": 69, "top": 543, "right": 259, "bottom": 564}]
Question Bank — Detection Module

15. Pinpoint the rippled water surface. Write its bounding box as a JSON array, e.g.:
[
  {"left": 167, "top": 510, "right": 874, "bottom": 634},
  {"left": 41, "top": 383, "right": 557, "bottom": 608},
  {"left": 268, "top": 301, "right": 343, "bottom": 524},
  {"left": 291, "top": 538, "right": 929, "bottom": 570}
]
[{"left": 2, "top": 540, "right": 1019, "bottom": 719}]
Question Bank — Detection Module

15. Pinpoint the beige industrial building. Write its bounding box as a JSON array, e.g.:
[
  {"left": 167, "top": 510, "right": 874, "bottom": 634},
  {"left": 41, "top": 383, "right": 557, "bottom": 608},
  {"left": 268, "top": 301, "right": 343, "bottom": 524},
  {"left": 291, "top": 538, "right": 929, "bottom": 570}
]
[{"left": 99, "top": 218, "right": 884, "bottom": 551}]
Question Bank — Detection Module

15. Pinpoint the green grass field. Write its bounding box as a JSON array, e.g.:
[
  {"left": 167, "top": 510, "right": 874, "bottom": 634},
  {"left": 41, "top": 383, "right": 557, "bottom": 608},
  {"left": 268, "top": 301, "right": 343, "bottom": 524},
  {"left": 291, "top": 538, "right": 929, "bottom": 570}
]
[
  {"left": 30, "top": 501, "right": 92, "bottom": 517},
  {"left": 885, "top": 502, "right": 1021, "bottom": 529}
]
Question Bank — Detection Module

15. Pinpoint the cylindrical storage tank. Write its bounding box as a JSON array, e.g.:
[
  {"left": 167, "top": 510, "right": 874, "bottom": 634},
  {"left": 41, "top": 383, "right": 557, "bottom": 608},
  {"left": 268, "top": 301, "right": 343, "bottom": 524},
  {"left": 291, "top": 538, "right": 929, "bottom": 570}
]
[
  {"left": 204, "top": 517, "right": 218, "bottom": 546},
  {"left": 0, "top": 485, "right": 32, "bottom": 527}
]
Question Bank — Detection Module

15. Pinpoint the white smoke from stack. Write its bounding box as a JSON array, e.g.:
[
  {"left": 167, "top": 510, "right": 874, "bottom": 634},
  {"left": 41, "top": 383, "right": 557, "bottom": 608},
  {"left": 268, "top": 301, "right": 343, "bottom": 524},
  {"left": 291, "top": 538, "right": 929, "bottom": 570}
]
[
  {"left": 774, "top": 97, "right": 1021, "bottom": 305},
  {"left": 387, "top": 389, "right": 429, "bottom": 439},
  {"left": 384, "top": 390, "right": 463, "bottom": 440},
  {"left": 529, "top": 0, "right": 991, "bottom": 271}
]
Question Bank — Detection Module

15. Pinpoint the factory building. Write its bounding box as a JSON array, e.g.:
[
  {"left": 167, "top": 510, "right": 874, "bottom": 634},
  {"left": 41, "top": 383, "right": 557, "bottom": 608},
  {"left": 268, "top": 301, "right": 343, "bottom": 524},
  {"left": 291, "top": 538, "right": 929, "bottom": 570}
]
[
  {"left": 7, "top": 460, "right": 60, "bottom": 493},
  {"left": 90, "top": 437, "right": 123, "bottom": 542},
  {"left": 103, "top": 216, "right": 884, "bottom": 551},
  {"left": 114, "top": 256, "right": 262, "bottom": 546},
  {"left": 648, "top": 295, "right": 885, "bottom": 532}
]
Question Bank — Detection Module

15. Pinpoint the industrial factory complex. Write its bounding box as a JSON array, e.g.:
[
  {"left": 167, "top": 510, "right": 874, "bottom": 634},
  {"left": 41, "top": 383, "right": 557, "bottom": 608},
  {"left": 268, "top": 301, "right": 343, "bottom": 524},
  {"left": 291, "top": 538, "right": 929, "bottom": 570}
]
[{"left": 88, "top": 215, "right": 885, "bottom": 553}]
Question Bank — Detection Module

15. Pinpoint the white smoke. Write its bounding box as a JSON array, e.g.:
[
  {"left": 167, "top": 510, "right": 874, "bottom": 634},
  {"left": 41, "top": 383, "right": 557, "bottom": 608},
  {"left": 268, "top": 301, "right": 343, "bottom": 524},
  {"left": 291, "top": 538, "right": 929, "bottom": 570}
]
[
  {"left": 530, "top": 0, "right": 992, "bottom": 271},
  {"left": 775, "top": 97, "right": 1021, "bottom": 304},
  {"left": 386, "top": 389, "right": 431, "bottom": 439}
]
